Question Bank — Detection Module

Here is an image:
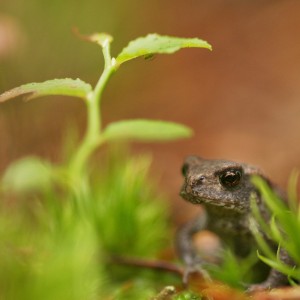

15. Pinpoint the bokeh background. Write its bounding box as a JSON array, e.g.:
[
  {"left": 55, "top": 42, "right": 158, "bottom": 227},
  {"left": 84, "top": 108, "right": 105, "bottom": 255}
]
[{"left": 1, "top": 0, "right": 300, "bottom": 222}]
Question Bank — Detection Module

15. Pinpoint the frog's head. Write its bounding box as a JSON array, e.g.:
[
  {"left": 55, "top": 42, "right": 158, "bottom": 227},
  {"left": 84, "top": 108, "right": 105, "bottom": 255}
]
[{"left": 180, "top": 156, "right": 264, "bottom": 213}]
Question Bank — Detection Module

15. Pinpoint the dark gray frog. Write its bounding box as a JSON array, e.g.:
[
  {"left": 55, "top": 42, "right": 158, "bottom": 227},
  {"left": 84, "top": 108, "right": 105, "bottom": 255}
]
[{"left": 176, "top": 156, "right": 293, "bottom": 291}]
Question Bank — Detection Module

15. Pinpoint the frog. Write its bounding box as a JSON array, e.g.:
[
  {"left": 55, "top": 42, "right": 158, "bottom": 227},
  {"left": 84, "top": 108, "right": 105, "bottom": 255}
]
[{"left": 176, "top": 155, "right": 294, "bottom": 292}]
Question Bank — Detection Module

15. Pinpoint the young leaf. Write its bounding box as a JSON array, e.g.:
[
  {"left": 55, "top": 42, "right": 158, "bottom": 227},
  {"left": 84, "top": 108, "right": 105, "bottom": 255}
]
[
  {"left": 72, "top": 28, "right": 113, "bottom": 48},
  {"left": 116, "top": 33, "right": 212, "bottom": 65},
  {"left": 2, "top": 156, "right": 52, "bottom": 192},
  {"left": 0, "top": 78, "right": 92, "bottom": 102},
  {"left": 102, "top": 119, "right": 193, "bottom": 142}
]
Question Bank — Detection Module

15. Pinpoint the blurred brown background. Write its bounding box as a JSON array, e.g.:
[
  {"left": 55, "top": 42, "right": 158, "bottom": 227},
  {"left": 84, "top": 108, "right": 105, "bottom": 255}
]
[{"left": 1, "top": 0, "right": 300, "bottom": 222}]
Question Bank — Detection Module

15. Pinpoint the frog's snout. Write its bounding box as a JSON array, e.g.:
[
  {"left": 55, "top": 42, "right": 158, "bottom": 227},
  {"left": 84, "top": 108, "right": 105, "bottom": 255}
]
[
  {"left": 180, "top": 189, "right": 186, "bottom": 198},
  {"left": 180, "top": 183, "right": 187, "bottom": 197}
]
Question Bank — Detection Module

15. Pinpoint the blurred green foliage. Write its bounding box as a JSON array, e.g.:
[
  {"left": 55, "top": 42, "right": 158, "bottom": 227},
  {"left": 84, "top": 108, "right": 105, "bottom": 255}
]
[
  {"left": 91, "top": 153, "right": 170, "bottom": 257},
  {"left": 0, "top": 150, "right": 172, "bottom": 299},
  {"left": 206, "top": 249, "right": 259, "bottom": 290}
]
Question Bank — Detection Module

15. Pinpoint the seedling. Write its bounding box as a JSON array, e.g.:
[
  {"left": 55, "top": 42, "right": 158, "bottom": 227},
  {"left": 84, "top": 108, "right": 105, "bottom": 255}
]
[{"left": 0, "top": 32, "right": 211, "bottom": 187}]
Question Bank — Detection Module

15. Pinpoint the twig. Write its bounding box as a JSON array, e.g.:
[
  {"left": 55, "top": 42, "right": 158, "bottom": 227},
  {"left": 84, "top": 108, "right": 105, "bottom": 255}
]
[{"left": 111, "top": 256, "right": 184, "bottom": 277}]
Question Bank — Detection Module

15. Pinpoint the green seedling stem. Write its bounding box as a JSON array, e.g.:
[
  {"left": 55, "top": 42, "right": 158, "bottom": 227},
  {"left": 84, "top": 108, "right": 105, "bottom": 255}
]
[{"left": 68, "top": 37, "right": 116, "bottom": 179}]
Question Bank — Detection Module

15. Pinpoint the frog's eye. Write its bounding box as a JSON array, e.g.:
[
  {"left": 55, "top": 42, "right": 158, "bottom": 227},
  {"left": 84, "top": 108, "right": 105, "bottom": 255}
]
[
  {"left": 219, "top": 169, "right": 242, "bottom": 188},
  {"left": 181, "top": 163, "right": 189, "bottom": 177}
]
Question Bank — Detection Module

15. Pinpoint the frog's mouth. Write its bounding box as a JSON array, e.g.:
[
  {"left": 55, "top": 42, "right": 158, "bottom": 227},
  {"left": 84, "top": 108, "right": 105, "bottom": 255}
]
[
  {"left": 180, "top": 186, "right": 246, "bottom": 212},
  {"left": 180, "top": 188, "right": 231, "bottom": 206},
  {"left": 180, "top": 185, "right": 211, "bottom": 204}
]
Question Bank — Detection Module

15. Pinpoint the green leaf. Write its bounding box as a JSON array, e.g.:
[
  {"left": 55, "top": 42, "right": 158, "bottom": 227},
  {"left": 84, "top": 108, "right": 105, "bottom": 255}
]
[
  {"left": 250, "top": 196, "right": 272, "bottom": 238},
  {"left": 287, "top": 169, "right": 299, "bottom": 214},
  {"left": 270, "top": 216, "right": 283, "bottom": 243},
  {"left": 0, "top": 78, "right": 92, "bottom": 102},
  {"left": 116, "top": 33, "right": 212, "bottom": 65},
  {"left": 249, "top": 217, "right": 277, "bottom": 260},
  {"left": 102, "top": 119, "right": 193, "bottom": 142},
  {"left": 257, "top": 252, "right": 300, "bottom": 279},
  {"left": 252, "top": 176, "right": 287, "bottom": 212}
]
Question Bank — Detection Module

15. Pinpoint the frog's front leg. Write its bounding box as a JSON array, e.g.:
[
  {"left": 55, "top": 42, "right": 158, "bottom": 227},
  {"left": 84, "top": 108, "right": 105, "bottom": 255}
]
[
  {"left": 247, "top": 268, "right": 288, "bottom": 293},
  {"left": 175, "top": 212, "right": 209, "bottom": 284}
]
